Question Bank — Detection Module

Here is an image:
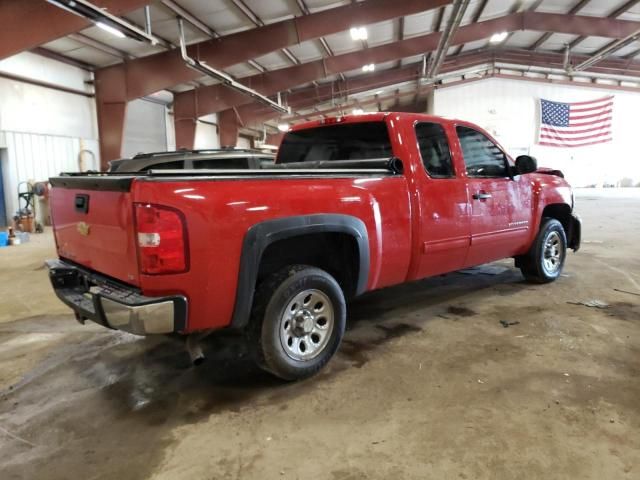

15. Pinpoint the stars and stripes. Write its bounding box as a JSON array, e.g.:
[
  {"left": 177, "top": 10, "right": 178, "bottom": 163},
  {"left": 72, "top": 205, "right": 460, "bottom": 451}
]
[{"left": 538, "top": 96, "right": 613, "bottom": 148}]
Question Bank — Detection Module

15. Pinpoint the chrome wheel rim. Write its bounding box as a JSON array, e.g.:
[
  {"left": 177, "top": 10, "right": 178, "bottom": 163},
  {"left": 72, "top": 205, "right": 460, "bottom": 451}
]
[
  {"left": 279, "top": 289, "right": 334, "bottom": 361},
  {"left": 543, "top": 231, "right": 563, "bottom": 274}
]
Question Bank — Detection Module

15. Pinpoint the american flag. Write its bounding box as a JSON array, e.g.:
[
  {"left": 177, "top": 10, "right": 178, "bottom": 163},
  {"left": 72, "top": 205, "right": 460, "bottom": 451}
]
[{"left": 538, "top": 96, "right": 613, "bottom": 148}]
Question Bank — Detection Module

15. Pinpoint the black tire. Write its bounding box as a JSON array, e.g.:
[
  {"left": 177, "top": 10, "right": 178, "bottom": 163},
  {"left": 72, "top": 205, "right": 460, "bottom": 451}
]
[
  {"left": 518, "top": 218, "right": 567, "bottom": 284},
  {"left": 248, "top": 265, "right": 346, "bottom": 380}
]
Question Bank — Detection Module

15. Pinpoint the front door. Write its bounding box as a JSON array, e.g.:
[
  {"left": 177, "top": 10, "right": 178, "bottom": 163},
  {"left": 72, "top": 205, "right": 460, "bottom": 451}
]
[
  {"left": 413, "top": 122, "right": 470, "bottom": 279},
  {"left": 455, "top": 126, "right": 529, "bottom": 267}
]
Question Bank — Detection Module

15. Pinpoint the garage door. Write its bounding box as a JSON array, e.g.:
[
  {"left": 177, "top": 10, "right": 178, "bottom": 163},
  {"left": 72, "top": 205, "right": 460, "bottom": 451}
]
[{"left": 121, "top": 99, "right": 168, "bottom": 158}]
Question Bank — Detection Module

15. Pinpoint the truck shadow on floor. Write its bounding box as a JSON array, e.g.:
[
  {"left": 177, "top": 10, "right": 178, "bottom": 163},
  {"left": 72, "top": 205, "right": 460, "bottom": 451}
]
[{"left": 5, "top": 264, "right": 528, "bottom": 417}]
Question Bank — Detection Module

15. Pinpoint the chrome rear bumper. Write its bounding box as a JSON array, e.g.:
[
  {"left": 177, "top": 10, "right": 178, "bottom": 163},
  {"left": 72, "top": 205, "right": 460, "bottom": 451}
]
[{"left": 46, "top": 259, "right": 187, "bottom": 335}]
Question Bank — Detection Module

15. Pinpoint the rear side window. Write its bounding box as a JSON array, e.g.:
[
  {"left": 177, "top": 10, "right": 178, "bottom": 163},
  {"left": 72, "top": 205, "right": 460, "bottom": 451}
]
[
  {"left": 278, "top": 122, "right": 392, "bottom": 163},
  {"left": 192, "top": 158, "right": 250, "bottom": 169},
  {"left": 415, "top": 122, "right": 454, "bottom": 178},
  {"left": 456, "top": 126, "right": 508, "bottom": 178},
  {"left": 145, "top": 160, "right": 184, "bottom": 170}
]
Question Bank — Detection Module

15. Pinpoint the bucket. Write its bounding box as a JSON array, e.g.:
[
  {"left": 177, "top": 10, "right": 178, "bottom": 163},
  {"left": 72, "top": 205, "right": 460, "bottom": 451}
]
[{"left": 0, "top": 232, "right": 8, "bottom": 247}]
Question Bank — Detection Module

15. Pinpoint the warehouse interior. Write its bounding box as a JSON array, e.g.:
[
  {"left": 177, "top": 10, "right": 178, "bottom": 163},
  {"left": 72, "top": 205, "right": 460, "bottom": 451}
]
[{"left": 0, "top": 1, "right": 639, "bottom": 479}]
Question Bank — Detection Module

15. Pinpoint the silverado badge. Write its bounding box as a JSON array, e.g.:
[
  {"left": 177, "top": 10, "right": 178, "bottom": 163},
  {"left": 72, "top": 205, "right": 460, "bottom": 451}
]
[{"left": 77, "top": 222, "right": 91, "bottom": 236}]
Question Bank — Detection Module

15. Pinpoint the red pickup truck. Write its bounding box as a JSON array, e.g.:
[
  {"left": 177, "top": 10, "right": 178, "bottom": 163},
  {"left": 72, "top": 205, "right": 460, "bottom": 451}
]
[{"left": 47, "top": 113, "right": 580, "bottom": 380}]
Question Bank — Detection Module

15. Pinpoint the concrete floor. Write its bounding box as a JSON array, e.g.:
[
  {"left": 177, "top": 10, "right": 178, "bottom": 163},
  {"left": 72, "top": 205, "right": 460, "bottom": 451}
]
[{"left": 0, "top": 190, "right": 639, "bottom": 480}]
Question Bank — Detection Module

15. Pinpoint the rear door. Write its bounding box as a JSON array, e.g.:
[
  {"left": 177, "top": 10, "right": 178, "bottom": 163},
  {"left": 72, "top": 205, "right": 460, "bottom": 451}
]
[
  {"left": 413, "top": 122, "right": 470, "bottom": 278},
  {"left": 455, "top": 126, "right": 529, "bottom": 267},
  {"left": 49, "top": 177, "right": 141, "bottom": 286}
]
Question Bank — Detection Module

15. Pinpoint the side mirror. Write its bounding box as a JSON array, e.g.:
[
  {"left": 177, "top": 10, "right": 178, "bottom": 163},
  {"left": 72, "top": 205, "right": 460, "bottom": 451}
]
[{"left": 515, "top": 155, "right": 537, "bottom": 175}]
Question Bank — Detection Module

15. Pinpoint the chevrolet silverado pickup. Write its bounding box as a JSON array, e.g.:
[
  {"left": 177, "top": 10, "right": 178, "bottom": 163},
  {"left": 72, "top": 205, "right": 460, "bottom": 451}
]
[{"left": 46, "top": 112, "right": 581, "bottom": 380}]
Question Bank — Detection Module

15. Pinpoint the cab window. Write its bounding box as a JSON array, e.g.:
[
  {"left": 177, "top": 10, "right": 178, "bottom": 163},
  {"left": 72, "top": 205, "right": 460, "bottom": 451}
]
[
  {"left": 415, "top": 122, "right": 454, "bottom": 178},
  {"left": 456, "top": 126, "right": 508, "bottom": 178}
]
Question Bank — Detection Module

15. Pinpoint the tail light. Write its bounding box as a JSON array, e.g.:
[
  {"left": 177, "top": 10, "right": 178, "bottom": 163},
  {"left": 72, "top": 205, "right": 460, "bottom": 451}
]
[{"left": 134, "top": 203, "right": 188, "bottom": 274}]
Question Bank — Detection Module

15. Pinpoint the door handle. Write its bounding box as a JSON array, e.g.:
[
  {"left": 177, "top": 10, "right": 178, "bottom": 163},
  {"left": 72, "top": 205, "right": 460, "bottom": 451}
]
[{"left": 472, "top": 192, "right": 492, "bottom": 200}]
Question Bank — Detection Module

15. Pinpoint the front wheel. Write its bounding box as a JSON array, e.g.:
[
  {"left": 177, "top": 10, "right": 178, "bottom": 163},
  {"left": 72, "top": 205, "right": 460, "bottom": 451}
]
[
  {"left": 517, "top": 218, "right": 567, "bottom": 284},
  {"left": 248, "top": 265, "right": 346, "bottom": 380}
]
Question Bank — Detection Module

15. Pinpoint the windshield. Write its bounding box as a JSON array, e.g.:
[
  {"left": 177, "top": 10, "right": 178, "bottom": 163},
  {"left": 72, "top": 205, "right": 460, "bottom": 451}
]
[{"left": 278, "top": 122, "right": 392, "bottom": 163}]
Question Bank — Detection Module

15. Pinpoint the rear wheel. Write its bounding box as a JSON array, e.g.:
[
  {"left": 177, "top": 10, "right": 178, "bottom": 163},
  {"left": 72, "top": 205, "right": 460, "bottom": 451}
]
[
  {"left": 518, "top": 218, "right": 567, "bottom": 283},
  {"left": 248, "top": 265, "right": 346, "bottom": 380}
]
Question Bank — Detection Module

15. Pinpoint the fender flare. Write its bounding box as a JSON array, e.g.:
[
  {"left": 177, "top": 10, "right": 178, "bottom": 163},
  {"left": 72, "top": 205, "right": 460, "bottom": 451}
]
[{"left": 230, "top": 214, "right": 370, "bottom": 329}]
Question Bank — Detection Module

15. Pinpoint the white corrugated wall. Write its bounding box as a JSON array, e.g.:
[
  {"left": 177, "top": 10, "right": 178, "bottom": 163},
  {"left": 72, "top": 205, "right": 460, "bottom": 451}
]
[
  {"left": 433, "top": 77, "right": 640, "bottom": 187},
  {"left": 0, "top": 132, "right": 98, "bottom": 224},
  {"left": 0, "top": 52, "right": 99, "bottom": 225}
]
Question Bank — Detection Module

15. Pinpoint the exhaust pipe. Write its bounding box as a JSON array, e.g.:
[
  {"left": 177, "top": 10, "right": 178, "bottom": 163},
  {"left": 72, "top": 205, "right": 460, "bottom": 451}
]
[{"left": 186, "top": 335, "right": 205, "bottom": 366}]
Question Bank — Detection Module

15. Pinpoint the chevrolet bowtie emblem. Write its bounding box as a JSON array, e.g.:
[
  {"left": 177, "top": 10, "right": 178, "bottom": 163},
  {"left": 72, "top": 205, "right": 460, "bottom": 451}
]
[{"left": 77, "top": 222, "right": 90, "bottom": 236}]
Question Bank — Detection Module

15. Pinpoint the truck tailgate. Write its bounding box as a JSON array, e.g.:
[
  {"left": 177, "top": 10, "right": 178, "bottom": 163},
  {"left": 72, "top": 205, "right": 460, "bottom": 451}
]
[{"left": 49, "top": 177, "right": 140, "bottom": 286}]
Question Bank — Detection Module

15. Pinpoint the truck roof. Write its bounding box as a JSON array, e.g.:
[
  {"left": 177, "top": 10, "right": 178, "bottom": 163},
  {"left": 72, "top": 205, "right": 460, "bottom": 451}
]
[{"left": 288, "top": 112, "right": 462, "bottom": 132}]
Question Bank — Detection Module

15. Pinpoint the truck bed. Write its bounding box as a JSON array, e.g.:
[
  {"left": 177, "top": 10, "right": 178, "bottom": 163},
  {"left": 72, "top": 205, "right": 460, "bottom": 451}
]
[{"left": 49, "top": 159, "right": 412, "bottom": 332}]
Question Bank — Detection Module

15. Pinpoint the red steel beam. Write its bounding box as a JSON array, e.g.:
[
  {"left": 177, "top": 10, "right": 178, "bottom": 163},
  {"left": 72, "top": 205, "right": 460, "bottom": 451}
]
[
  {"left": 98, "top": 0, "right": 451, "bottom": 101},
  {"left": 174, "top": 12, "right": 640, "bottom": 122},
  {"left": 242, "top": 64, "right": 425, "bottom": 119},
  {"left": 233, "top": 49, "right": 640, "bottom": 128},
  {"left": 0, "top": 0, "right": 150, "bottom": 60},
  {"left": 529, "top": 0, "right": 590, "bottom": 51},
  {"left": 567, "top": 0, "right": 640, "bottom": 51}
]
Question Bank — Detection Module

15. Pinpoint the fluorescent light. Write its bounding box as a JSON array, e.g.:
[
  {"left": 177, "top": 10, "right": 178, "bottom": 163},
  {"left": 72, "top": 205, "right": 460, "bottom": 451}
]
[
  {"left": 489, "top": 31, "right": 508, "bottom": 44},
  {"left": 375, "top": 90, "right": 384, "bottom": 94},
  {"left": 350, "top": 26, "right": 368, "bottom": 41},
  {"left": 362, "top": 63, "right": 375, "bottom": 72},
  {"left": 96, "top": 21, "right": 126, "bottom": 38},
  {"left": 277, "top": 123, "right": 289, "bottom": 132},
  {"left": 352, "top": 108, "right": 364, "bottom": 115}
]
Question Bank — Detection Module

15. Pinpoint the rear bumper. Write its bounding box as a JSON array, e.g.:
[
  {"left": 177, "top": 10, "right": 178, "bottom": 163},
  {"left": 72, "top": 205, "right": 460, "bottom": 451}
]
[
  {"left": 46, "top": 259, "right": 187, "bottom": 335},
  {"left": 568, "top": 213, "right": 581, "bottom": 252}
]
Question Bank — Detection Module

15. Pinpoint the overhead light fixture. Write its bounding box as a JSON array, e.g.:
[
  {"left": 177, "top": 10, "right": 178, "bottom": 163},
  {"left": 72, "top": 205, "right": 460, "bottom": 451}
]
[
  {"left": 350, "top": 27, "right": 368, "bottom": 41},
  {"left": 352, "top": 108, "right": 364, "bottom": 115},
  {"left": 46, "top": 0, "right": 160, "bottom": 44},
  {"left": 375, "top": 90, "right": 384, "bottom": 94},
  {"left": 489, "top": 31, "right": 508, "bottom": 44},
  {"left": 277, "top": 123, "right": 289, "bottom": 132},
  {"left": 362, "top": 63, "right": 375, "bottom": 72},
  {"left": 96, "top": 21, "right": 126, "bottom": 39}
]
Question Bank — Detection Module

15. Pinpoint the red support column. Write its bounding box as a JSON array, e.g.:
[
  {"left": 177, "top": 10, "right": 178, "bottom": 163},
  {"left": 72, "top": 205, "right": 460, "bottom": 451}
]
[
  {"left": 218, "top": 110, "right": 239, "bottom": 147},
  {"left": 174, "top": 90, "right": 197, "bottom": 149},
  {"left": 95, "top": 67, "right": 128, "bottom": 170}
]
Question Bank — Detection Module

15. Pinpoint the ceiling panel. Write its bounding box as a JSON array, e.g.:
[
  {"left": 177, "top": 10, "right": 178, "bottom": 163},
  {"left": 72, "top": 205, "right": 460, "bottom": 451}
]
[
  {"left": 176, "top": 0, "right": 253, "bottom": 35},
  {"left": 506, "top": 30, "right": 546, "bottom": 48},
  {"left": 323, "top": 30, "right": 361, "bottom": 55},
  {"left": 536, "top": 32, "right": 578, "bottom": 50},
  {"left": 245, "top": 0, "right": 294, "bottom": 24},
  {"left": 476, "top": 0, "right": 519, "bottom": 20},
  {"left": 614, "top": 44, "right": 640, "bottom": 57},
  {"left": 403, "top": 8, "right": 442, "bottom": 38},
  {"left": 303, "top": 0, "right": 351, "bottom": 13},
  {"left": 225, "top": 63, "right": 260, "bottom": 79},
  {"left": 42, "top": 37, "right": 87, "bottom": 53},
  {"left": 252, "top": 51, "right": 293, "bottom": 71},
  {"left": 618, "top": 1, "right": 640, "bottom": 21},
  {"left": 287, "top": 41, "right": 325, "bottom": 63},
  {"left": 400, "top": 54, "right": 424, "bottom": 66},
  {"left": 58, "top": 46, "right": 122, "bottom": 67},
  {"left": 571, "top": 36, "right": 615, "bottom": 55},
  {"left": 535, "top": 0, "right": 580, "bottom": 14},
  {"left": 366, "top": 20, "right": 396, "bottom": 47},
  {"left": 459, "top": 39, "right": 488, "bottom": 53},
  {"left": 575, "top": 0, "right": 627, "bottom": 17}
]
